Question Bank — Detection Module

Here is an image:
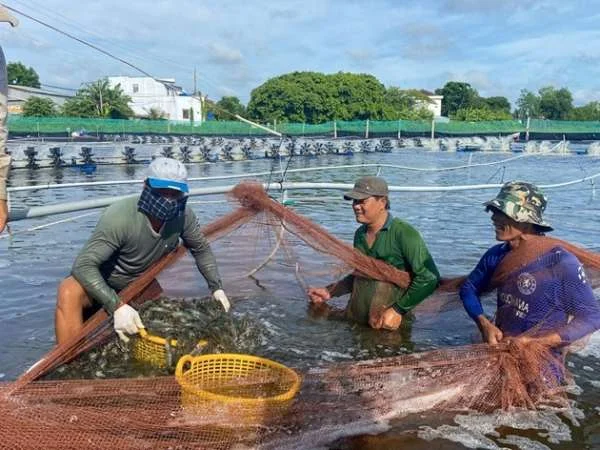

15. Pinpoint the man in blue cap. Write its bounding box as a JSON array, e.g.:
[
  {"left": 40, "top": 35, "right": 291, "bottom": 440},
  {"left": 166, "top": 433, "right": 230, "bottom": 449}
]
[{"left": 55, "top": 157, "right": 229, "bottom": 344}]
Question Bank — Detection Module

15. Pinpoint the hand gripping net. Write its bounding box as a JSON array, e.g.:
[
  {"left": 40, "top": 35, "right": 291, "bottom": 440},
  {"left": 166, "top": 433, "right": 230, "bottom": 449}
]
[{"left": 1, "top": 182, "right": 599, "bottom": 449}]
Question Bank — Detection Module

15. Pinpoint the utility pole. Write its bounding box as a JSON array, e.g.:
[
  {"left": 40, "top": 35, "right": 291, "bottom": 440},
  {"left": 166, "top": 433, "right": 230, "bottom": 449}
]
[
  {"left": 193, "top": 67, "right": 197, "bottom": 96},
  {"left": 193, "top": 67, "right": 200, "bottom": 124},
  {"left": 99, "top": 87, "right": 103, "bottom": 116}
]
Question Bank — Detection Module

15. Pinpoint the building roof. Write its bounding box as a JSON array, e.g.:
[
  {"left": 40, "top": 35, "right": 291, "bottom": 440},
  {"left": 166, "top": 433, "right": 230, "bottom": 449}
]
[{"left": 8, "top": 84, "right": 72, "bottom": 99}]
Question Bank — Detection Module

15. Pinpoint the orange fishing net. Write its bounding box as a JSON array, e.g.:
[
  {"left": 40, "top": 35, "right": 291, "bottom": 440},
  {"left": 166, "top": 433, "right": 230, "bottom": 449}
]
[{"left": 1, "top": 182, "right": 599, "bottom": 449}]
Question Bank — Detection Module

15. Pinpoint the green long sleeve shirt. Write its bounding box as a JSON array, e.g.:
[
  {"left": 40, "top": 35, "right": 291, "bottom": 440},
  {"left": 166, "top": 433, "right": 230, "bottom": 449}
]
[
  {"left": 71, "top": 196, "right": 222, "bottom": 313},
  {"left": 330, "top": 213, "right": 440, "bottom": 314}
]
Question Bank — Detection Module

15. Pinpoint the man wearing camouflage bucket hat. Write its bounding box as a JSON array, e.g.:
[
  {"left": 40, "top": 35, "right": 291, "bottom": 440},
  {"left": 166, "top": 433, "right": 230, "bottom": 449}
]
[
  {"left": 308, "top": 176, "right": 440, "bottom": 331},
  {"left": 460, "top": 181, "right": 600, "bottom": 353},
  {"left": 483, "top": 181, "right": 553, "bottom": 232}
]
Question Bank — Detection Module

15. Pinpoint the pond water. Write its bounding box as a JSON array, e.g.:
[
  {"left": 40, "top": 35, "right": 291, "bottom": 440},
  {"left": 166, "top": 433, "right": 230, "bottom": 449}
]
[{"left": 1, "top": 150, "right": 599, "bottom": 449}]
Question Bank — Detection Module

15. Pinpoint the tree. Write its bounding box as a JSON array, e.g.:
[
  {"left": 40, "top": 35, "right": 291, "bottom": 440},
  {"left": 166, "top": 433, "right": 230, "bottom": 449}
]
[
  {"left": 247, "top": 71, "right": 333, "bottom": 123},
  {"left": 383, "top": 87, "right": 433, "bottom": 120},
  {"left": 22, "top": 96, "right": 56, "bottom": 116},
  {"left": 538, "top": 86, "right": 573, "bottom": 120},
  {"left": 214, "top": 96, "right": 246, "bottom": 120},
  {"left": 203, "top": 98, "right": 218, "bottom": 120},
  {"left": 453, "top": 107, "right": 512, "bottom": 121},
  {"left": 144, "top": 107, "right": 167, "bottom": 120},
  {"left": 435, "top": 82, "right": 479, "bottom": 117},
  {"left": 7, "top": 62, "right": 41, "bottom": 88},
  {"left": 62, "top": 79, "right": 133, "bottom": 118},
  {"left": 485, "top": 96, "right": 511, "bottom": 113},
  {"left": 514, "top": 89, "right": 541, "bottom": 120},
  {"left": 331, "top": 72, "right": 387, "bottom": 120},
  {"left": 568, "top": 102, "right": 600, "bottom": 121},
  {"left": 247, "top": 71, "right": 388, "bottom": 123}
]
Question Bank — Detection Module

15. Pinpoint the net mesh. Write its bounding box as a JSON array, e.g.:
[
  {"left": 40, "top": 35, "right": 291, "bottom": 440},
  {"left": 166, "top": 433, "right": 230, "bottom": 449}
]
[
  {"left": 1, "top": 182, "right": 599, "bottom": 449},
  {"left": 8, "top": 116, "right": 600, "bottom": 137}
]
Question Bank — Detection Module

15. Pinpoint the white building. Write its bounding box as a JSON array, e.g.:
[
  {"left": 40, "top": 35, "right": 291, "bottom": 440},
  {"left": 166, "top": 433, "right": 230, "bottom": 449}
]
[
  {"left": 416, "top": 90, "right": 443, "bottom": 117},
  {"left": 107, "top": 76, "right": 202, "bottom": 122}
]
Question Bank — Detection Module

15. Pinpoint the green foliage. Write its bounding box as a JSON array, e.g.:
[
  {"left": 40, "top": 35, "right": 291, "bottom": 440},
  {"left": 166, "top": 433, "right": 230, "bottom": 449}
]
[
  {"left": 247, "top": 71, "right": 328, "bottom": 123},
  {"left": 246, "top": 71, "right": 389, "bottom": 124},
  {"left": 203, "top": 98, "right": 218, "bottom": 120},
  {"left": 143, "top": 107, "right": 167, "bottom": 120},
  {"left": 515, "top": 89, "right": 541, "bottom": 120},
  {"left": 7, "top": 62, "right": 41, "bottom": 88},
  {"left": 332, "top": 72, "right": 387, "bottom": 120},
  {"left": 452, "top": 107, "right": 513, "bottom": 121},
  {"left": 62, "top": 79, "right": 133, "bottom": 119},
  {"left": 214, "top": 96, "right": 246, "bottom": 120},
  {"left": 538, "top": 86, "right": 573, "bottom": 120},
  {"left": 567, "top": 101, "right": 600, "bottom": 121},
  {"left": 435, "top": 82, "right": 511, "bottom": 118},
  {"left": 22, "top": 96, "right": 56, "bottom": 117},
  {"left": 383, "top": 88, "right": 433, "bottom": 120},
  {"left": 484, "top": 96, "right": 511, "bottom": 113},
  {"left": 514, "top": 87, "right": 573, "bottom": 120},
  {"left": 397, "top": 106, "right": 434, "bottom": 120},
  {"left": 435, "top": 82, "right": 479, "bottom": 116}
]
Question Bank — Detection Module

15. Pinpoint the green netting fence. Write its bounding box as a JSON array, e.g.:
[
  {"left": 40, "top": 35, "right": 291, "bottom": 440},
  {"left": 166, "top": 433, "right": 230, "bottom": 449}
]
[{"left": 7, "top": 116, "right": 600, "bottom": 138}]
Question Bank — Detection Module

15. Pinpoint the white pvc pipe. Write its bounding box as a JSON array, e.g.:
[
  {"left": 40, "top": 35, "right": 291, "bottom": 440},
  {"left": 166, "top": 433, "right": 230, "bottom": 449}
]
[
  {"left": 234, "top": 114, "right": 282, "bottom": 137},
  {"left": 9, "top": 172, "right": 600, "bottom": 222},
  {"left": 0, "top": 211, "right": 99, "bottom": 240}
]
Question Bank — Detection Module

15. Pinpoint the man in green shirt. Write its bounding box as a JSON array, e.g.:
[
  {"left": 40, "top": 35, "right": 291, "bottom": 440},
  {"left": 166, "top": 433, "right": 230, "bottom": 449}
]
[
  {"left": 308, "top": 176, "right": 440, "bottom": 330},
  {"left": 55, "top": 157, "right": 229, "bottom": 344}
]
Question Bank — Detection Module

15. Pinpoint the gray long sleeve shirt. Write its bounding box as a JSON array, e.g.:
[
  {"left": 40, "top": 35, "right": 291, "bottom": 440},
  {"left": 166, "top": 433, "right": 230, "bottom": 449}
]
[
  {"left": 71, "top": 196, "right": 223, "bottom": 313},
  {"left": 0, "top": 46, "right": 11, "bottom": 201}
]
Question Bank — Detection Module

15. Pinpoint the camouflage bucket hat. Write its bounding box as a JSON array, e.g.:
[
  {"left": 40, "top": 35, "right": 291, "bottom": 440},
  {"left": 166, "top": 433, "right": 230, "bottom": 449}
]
[{"left": 484, "top": 181, "right": 553, "bottom": 232}]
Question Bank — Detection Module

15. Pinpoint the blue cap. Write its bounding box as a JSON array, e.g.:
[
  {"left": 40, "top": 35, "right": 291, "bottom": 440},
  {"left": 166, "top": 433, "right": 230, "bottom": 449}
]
[{"left": 146, "top": 157, "right": 189, "bottom": 193}]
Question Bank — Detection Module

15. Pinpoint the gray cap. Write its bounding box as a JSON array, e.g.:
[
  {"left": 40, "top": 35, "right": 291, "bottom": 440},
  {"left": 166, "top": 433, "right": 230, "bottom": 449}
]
[
  {"left": 0, "top": 6, "right": 19, "bottom": 27},
  {"left": 344, "top": 176, "right": 389, "bottom": 200}
]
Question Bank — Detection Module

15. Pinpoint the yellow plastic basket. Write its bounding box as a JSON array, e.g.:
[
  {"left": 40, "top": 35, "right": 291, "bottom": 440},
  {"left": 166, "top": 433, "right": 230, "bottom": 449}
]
[
  {"left": 175, "top": 353, "right": 301, "bottom": 426},
  {"left": 133, "top": 329, "right": 207, "bottom": 368}
]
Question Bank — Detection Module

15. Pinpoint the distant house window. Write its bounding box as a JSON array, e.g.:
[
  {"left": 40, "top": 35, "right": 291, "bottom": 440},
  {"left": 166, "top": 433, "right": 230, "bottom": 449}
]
[
  {"left": 182, "top": 108, "right": 190, "bottom": 119},
  {"left": 133, "top": 84, "right": 139, "bottom": 93}
]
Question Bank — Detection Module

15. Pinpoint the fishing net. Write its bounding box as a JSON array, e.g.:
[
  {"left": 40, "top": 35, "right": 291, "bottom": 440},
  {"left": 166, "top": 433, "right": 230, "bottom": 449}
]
[{"left": 1, "top": 182, "right": 600, "bottom": 449}]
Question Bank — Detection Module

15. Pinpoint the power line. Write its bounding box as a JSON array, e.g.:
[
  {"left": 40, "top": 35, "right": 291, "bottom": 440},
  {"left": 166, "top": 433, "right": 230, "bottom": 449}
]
[
  {"left": 2, "top": 3, "right": 155, "bottom": 78},
  {"left": 41, "top": 83, "right": 78, "bottom": 92},
  {"left": 3, "top": 1, "right": 256, "bottom": 124},
  {"left": 9, "top": 0, "right": 194, "bottom": 74},
  {"left": 5, "top": 0, "right": 239, "bottom": 99}
]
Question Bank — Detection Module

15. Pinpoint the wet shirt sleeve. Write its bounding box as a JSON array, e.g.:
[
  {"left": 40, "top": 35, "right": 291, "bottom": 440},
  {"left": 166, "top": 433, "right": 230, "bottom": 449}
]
[
  {"left": 181, "top": 208, "right": 223, "bottom": 292},
  {"left": 460, "top": 244, "right": 508, "bottom": 321},
  {"left": 392, "top": 224, "right": 441, "bottom": 313},
  {"left": 71, "top": 208, "right": 125, "bottom": 313},
  {"left": 556, "top": 253, "right": 600, "bottom": 343},
  {"left": 0, "top": 46, "right": 10, "bottom": 201}
]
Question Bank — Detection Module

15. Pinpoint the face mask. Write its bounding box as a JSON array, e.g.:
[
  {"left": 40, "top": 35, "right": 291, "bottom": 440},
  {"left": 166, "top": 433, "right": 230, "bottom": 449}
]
[{"left": 138, "top": 185, "right": 188, "bottom": 222}]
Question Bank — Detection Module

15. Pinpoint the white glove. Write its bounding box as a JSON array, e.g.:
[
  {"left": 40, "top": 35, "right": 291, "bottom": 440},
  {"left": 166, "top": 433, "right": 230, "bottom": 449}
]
[
  {"left": 213, "top": 289, "right": 231, "bottom": 312},
  {"left": 113, "top": 304, "right": 145, "bottom": 343}
]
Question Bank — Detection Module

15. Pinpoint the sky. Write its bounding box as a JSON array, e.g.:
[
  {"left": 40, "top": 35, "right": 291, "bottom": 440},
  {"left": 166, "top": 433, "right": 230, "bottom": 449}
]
[{"left": 2, "top": 0, "right": 600, "bottom": 108}]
